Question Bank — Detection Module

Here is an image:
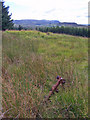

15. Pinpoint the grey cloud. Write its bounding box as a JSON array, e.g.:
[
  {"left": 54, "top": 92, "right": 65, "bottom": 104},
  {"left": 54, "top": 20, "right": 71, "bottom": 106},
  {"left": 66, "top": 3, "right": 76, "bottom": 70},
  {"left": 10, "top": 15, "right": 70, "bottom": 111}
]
[
  {"left": 45, "top": 8, "right": 56, "bottom": 14},
  {"left": 77, "top": 16, "right": 81, "bottom": 18},
  {"left": 77, "top": 15, "right": 89, "bottom": 18},
  {"left": 85, "top": 16, "right": 90, "bottom": 17}
]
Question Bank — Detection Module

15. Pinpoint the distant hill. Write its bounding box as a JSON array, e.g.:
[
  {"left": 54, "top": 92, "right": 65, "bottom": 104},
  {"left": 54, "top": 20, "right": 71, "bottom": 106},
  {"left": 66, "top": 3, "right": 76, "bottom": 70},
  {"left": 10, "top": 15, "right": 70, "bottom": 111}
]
[
  {"left": 13, "top": 19, "right": 87, "bottom": 28},
  {"left": 61, "top": 22, "right": 88, "bottom": 28},
  {"left": 13, "top": 19, "right": 60, "bottom": 28}
]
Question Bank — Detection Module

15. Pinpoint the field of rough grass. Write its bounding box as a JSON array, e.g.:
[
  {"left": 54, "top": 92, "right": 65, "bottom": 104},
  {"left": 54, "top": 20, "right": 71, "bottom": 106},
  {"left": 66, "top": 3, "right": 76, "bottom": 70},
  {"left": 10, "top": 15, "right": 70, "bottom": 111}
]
[{"left": 2, "top": 30, "right": 88, "bottom": 118}]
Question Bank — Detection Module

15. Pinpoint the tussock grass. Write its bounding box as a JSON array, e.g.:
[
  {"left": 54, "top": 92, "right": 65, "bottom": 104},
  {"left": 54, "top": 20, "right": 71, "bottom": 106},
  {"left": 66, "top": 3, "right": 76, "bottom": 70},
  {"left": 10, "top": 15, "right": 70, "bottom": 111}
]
[{"left": 2, "top": 30, "right": 88, "bottom": 118}]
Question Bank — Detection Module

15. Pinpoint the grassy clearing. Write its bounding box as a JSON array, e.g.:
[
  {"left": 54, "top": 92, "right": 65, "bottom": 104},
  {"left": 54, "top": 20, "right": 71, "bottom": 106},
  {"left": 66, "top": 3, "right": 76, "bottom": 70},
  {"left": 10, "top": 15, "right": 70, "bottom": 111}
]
[{"left": 2, "top": 30, "right": 88, "bottom": 118}]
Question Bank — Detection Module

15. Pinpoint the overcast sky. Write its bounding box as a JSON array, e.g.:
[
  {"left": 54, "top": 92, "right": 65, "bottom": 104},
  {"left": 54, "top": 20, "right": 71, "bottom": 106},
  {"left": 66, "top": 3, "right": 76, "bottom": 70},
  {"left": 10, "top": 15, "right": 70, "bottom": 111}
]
[{"left": 4, "top": 0, "right": 89, "bottom": 24}]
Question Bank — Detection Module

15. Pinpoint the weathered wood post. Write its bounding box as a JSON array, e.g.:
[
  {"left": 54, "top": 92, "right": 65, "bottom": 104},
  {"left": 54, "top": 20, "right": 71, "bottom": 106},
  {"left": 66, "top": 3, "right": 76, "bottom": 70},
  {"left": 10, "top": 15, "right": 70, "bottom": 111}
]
[{"left": 44, "top": 76, "right": 65, "bottom": 103}]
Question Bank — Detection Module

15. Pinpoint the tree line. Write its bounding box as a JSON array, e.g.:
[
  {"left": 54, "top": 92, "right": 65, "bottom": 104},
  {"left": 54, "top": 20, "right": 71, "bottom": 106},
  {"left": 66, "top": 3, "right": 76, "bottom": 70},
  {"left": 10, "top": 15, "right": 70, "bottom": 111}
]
[{"left": 37, "top": 26, "right": 88, "bottom": 37}]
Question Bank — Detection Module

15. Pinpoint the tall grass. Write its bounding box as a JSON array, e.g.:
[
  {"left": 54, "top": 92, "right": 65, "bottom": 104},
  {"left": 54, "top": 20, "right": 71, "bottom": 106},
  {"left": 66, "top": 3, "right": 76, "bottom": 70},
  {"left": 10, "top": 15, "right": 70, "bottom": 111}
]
[{"left": 2, "top": 30, "right": 88, "bottom": 118}]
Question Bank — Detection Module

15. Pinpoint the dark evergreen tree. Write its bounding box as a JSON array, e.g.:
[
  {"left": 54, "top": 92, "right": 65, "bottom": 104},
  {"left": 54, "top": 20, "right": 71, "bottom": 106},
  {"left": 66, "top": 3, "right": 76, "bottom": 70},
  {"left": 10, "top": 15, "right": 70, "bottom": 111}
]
[
  {"left": 2, "top": 1, "right": 14, "bottom": 31},
  {"left": 36, "top": 27, "right": 38, "bottom": 30},
  {"left": 18, "top": 25, "right": 23, "bottom": 31},
  {"left": 0, "top": 1, "right": 2, "bottom": 30}
]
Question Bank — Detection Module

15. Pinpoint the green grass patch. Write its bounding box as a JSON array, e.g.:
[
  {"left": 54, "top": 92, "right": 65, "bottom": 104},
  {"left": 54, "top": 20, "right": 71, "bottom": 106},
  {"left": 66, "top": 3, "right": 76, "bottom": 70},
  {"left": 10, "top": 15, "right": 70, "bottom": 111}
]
[{"left": 2, "top": 30, "right": 88, "bottom": 118}]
